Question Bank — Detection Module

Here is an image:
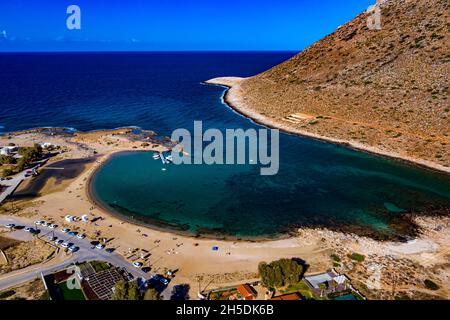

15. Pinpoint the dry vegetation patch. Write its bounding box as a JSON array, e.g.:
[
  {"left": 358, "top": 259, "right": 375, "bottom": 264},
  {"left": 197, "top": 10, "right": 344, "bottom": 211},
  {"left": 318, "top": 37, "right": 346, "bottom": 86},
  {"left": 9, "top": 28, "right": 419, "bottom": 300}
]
[{"left": 0, "top": 238, "right": 56, "bottom": 274}]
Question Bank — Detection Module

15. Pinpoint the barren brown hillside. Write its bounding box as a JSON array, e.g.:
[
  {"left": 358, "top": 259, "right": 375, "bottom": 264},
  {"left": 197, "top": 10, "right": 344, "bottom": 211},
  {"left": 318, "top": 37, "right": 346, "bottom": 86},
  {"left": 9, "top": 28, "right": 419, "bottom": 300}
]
[{"left": 211, "top": 0, "right": 450, "bottom": 170}]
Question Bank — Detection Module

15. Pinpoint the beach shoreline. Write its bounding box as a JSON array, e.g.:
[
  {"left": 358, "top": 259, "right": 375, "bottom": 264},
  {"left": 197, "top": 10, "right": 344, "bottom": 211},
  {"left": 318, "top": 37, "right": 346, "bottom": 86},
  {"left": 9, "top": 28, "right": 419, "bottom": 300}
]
[
  {"left": 2, "top": 126, "right": 448, "bottom": 243},
  {"left": 86, "top": 150, "right": 449, "bottom": 243},
  {"left": 205, "top": 77, "right": 450, "bottom": 176},
  {"left": 85, "top": 151, "right": 295, "bottom": 243},
  {"left": 1, "top": 128, "right": 449, "bottom": 299}
]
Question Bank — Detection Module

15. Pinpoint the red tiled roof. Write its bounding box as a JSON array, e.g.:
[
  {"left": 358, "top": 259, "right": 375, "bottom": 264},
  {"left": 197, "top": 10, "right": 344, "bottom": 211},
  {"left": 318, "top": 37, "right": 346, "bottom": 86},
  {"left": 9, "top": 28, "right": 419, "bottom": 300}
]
[
  {"left": 237, "top": 284, "right": 255, "bottom": 300},
  {"left": 270, "top": 292, "right": 303, "bottom": 300}
]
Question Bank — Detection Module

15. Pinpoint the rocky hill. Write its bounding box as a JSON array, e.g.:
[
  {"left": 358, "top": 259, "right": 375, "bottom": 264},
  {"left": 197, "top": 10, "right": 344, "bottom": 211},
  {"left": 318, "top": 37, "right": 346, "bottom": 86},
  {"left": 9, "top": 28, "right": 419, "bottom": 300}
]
[{"left": 209, "top": 0, "right": 449, "bottom": 171}]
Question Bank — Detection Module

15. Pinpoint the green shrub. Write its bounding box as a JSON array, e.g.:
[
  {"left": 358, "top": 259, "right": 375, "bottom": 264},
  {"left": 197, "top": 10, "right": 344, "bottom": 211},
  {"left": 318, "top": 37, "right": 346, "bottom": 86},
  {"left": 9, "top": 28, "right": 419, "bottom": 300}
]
[
  {"left": 112, "top": 280, "right": 140, "bottom": 300},
  {"left": 0, "top": 290, "right": 15, "bottom": 299},
  {"left": 424, "top": 279, "right": 440, "bottom": 291},
  {"left": 143, "top": 288, "right": 160, "bottom": 300},
  {"left": 1, "top": 168, "right": 14, "bottom": 177},
  {"left": 90, "top": 261, "right": 111, "bottom": 273},
  {"left": 348, "top": 253, "right": 365, "bottom": 262},
  {"left": 330, "top": 254, "right": 341, "bottom": 262},
  {"left": 0, "top": 155, "right": 16, "bottom": 165}
]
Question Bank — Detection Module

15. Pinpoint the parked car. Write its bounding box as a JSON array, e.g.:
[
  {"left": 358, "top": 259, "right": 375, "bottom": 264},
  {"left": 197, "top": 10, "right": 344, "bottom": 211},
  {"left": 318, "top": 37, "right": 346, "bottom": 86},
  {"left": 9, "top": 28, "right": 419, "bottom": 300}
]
[
  {"left": 68, "top": 246, "right": 79, "bottom": 252},
  {"left": 95, "top": 244, "right": 105, "bottom": 250},
  {"left": 4, "top": 223, "right": 15, "bottom": 228},
  {"left": 24, "top": 227, "right": 33, "bottom": 232},
  {"left": 61, "top": 242, "right": 70, "bottom": 248},
  {"left": 55, "top": 239, "right": 64, "bottom": 246},
  {"left": 61, "top": 228, "right": 70, "bottom": 233},
  {"left": 34, "top": 220, "right": 45, "bottom": 226},
  {"left": 152, "top": 275, "right": 169, "bottom": 286},
  {"left": 68, "top": 231, "right": 78, "bottom": 237},
  {"left": 132, "top": 262, "right": 143, "bottom": 268},
  {"left": 48, "top": 236, "right": 57, "bottom": 241},
  {"left": 76, "top": 234, "right": 86, "bottom": 239},
  {"left": 49, "top": 224, "right": 57, "bottom": 229}
]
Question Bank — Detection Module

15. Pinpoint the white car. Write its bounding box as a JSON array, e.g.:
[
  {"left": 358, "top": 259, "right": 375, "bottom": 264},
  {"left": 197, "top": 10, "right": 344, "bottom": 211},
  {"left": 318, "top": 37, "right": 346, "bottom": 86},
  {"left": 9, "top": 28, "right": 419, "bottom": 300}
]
[
  {"left": 55, "top": 239, "right": 64, "bottom": 245},
  {"left": 132, "top": 262, "right": 143, "bottom": 268},
  {"left": 34, "top": 220, "right": 45, "bottom": 226},
  {"left": 48, "top": 236, "right": 57, "bottom": 241},
  {"left": 61, "top": 228, "right": 70, "bottom": 233},
  {"left": 76, "top": 234, "right": 86, "bottom": 239},
  {"left": 61, "top": 242, "right": 70, "bottom": 248},
  {"left": 24, "top": 227, "right": 33, "bottom": 232},
  {"left": 68, "top": 246, "right": 79, "bottom": 252},
  {"left": 43, "top": 222, "right": 52, "bottom": 228},
  {"left": 49, "top": 224, "right": 57, "bottom": 229},
  {"left": 95, "top": 244, "right": 105, "bottom": 250},
  {"left": 4, "top": 223, "right": 15, "bottom": 228}
]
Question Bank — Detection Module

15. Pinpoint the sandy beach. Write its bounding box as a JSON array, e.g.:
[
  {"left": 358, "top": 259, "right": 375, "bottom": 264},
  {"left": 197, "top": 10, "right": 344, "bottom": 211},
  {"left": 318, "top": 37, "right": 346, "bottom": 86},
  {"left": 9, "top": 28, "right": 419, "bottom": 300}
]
[
  {"left": 205, "top": 77, "right": 450, "bottom": 175},
  {"left": 0, "top": 128, "right": 449, "bottom": 299}
]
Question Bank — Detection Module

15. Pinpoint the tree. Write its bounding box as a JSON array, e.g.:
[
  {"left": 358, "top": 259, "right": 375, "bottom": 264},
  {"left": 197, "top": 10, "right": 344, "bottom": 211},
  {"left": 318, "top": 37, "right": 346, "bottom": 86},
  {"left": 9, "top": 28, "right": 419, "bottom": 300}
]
[
  {"left": 111, "top": 280, "right": 142, "bottom": 300},
  {"left": 318, "top": 283, "right": 327, "bottom": 298},
  {"left": 258, "top": 258, "right": 303, "bottom": 289},
  {"left": 111, "top": 280, "right": 128, "bottom": 300},
  {"left": 18, "top": 144, "right": 42, "bottom": 163},
  {"left": 0, "top": 155, "right": 16, "bottom": 165},
  {"left": 1, "top": 168, "right": 14, "bottom": 177},
  {"left": 16, "top": 157, "right": 27, "bottom": 172},
  {"left": 127, "top": 281, "right": 140, "bottom": 300},
  {"left": 15, "top": 144, "right": 43, "bottom": 172},
  {"left": 143, "top": 288, "right": 160, "bottom": 300}
]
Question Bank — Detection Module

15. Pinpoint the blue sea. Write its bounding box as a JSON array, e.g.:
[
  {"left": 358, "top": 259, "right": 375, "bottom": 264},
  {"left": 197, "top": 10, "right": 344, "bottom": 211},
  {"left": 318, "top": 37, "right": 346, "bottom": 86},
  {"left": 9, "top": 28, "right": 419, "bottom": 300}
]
[{"left": 1, "top": 52, "right": 449, "bottom": 239}]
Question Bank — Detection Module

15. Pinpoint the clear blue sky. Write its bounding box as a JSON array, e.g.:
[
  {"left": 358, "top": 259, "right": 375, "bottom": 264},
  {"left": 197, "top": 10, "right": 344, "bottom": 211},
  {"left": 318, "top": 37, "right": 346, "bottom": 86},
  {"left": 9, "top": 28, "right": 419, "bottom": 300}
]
[{"left": 0, "top": 0, "right": 375, "bottom": 51}]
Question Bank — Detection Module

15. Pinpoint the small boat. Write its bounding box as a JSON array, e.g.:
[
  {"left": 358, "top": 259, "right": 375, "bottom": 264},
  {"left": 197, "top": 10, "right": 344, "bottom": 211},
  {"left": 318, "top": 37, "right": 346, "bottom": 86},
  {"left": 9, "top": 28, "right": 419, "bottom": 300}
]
[
  {"left": 160, "top": 152, "right": 166, "bottom": 164},
  {"left": 165, "top": 155, "right": 173, "bottom": 163},
  {"left": 152, "top": 153, "right": 160, "bottom": 160}
]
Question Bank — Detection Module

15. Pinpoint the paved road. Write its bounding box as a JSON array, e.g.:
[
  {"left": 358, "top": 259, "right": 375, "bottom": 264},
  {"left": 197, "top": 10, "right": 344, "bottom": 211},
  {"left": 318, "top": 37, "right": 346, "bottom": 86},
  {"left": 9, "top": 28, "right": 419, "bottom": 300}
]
[
  {"left": 0, "top": 159, "right": 49, "bottom": 204},
  {"left": 0, "top": 170, "right": 28, "bottom": 203},
  {"left": 0, "top": 216, "right": 152, "bottom": 292}
]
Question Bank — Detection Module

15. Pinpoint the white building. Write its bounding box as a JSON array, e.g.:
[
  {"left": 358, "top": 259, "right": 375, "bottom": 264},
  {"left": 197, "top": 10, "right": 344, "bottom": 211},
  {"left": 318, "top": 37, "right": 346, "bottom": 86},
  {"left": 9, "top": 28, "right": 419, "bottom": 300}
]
[
  {"left": 0, "top": 148, "right": 10, "bottom": 156},
  {"left": 0, "top": 146, "right": 18, "bottom": 156},
  {"left": 40, "top": 142, "right": 56, "bottom": 149}
]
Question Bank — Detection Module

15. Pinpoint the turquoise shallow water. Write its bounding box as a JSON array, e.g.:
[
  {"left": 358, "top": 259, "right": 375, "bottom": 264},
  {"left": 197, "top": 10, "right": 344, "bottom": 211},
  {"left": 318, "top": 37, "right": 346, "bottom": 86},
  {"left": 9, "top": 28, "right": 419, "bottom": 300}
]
[{"left": 92, "top": 137, "right": 450, "bottom": 239}]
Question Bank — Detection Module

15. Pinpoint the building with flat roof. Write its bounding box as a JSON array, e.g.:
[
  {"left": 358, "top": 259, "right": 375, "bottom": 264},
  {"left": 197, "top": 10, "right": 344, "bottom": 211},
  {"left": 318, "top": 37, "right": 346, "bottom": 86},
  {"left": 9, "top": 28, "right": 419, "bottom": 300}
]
[
  {"left": 0, "top": 146, "right": 19, "bottom": 156},
  {"left": 304, "top": 270, "right": 350, "bottom": 297}
]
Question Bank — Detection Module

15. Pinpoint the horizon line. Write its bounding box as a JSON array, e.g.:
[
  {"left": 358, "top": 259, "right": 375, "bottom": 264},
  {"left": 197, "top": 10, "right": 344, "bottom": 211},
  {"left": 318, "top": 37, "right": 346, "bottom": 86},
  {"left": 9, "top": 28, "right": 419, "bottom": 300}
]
[{"left": 0, "top": 49, "right": 300, "bottom": 54}]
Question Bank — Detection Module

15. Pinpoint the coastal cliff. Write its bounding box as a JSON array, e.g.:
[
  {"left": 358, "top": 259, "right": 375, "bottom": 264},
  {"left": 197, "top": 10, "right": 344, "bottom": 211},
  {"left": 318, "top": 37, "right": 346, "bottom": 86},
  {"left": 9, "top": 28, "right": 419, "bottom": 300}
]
[{"left": 208, "top": 0, "right": 450, "bottom": 172}]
